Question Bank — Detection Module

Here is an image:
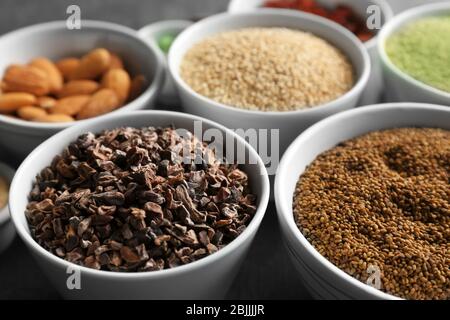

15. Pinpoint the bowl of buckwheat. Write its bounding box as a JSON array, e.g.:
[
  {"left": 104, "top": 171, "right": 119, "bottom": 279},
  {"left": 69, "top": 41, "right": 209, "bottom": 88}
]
[{"left": 275, "top": 103, "right": 450, "bottom": 300}]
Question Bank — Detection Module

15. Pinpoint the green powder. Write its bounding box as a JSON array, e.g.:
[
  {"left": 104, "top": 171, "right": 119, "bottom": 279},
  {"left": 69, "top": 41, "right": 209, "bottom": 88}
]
[{"left": 386, "top": 15, "right": 450, "bottom": 93}]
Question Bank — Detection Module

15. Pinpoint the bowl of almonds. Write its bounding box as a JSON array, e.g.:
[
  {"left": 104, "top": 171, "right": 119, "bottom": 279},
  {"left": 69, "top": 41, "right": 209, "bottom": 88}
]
[{"left": 0, "top": 20, "right": 165, "bottom": 159}]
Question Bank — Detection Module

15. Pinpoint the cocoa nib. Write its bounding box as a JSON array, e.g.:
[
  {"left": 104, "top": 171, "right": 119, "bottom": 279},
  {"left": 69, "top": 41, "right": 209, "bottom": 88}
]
[{"left": 26, "top": 126, "right": 257, "bottom": 272}]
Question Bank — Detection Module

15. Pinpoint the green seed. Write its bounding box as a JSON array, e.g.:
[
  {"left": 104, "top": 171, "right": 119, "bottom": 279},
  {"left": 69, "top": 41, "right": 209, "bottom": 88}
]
[{"left": 158, "top": 33, "right": 176, "bottom": 54}]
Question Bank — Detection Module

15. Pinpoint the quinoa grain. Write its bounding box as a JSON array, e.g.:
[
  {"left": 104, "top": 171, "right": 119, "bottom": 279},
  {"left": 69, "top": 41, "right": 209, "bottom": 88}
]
[
  {"left": 180, "top": 28, "right": 354, "bottom": 112},
  {"left": 293, "top": 128, "right": 450, "bottom": 300}
]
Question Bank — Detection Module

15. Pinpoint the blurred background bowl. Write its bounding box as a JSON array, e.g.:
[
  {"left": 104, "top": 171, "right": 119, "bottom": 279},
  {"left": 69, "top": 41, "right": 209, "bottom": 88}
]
[
  {"left": 227, "top": 0, "right": 393, "bottom": 105},
  {"left": 0, "top": 161, "right": 16, "bottom": 255},
  {"left": 378, "top": 2, "right": 450, "bottom": 106},
  {"left": 275, "top": 103, "right": 450, "bottom": 300},
  {"left": 138, "top": 20, "right": 193, "bottom": 107},
  {"left": 0, "top": 20, "right": 165, "bottom": 160},
  {"left": 9, "top": 110, "right": 270, "bottom": 300}
]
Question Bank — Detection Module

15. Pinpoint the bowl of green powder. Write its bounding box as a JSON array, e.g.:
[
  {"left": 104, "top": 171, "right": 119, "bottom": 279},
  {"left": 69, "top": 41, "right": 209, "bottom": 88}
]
[{"left": 378, "top": 2, "right": 450, "bottom": 105}]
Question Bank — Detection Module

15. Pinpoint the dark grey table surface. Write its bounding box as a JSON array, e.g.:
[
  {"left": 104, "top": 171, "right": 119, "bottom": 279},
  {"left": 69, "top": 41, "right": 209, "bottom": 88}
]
[{"left": 0, "top": 0, "right": 311, "bottom": 300}]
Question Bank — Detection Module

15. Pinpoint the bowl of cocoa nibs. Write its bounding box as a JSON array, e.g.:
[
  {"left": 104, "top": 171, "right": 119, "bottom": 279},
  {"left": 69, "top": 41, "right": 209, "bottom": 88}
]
[
  {"left": 275, "top": 103, "right": 450, "bottom": 300},
  {"left": 9, "top": 110, "right": 270, "bottom": 299},
  {"left": 0, "top": 20, "right": 165, "bottom": 159}
]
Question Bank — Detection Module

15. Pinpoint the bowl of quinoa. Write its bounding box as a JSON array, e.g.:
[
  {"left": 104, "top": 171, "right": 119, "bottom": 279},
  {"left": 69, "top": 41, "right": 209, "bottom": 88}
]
[
  {"left": 168, "top": 10, "right": 370, "bottom": 154},
  {"left": 275, "top": 103, "right": 450, "bottom": 300}
]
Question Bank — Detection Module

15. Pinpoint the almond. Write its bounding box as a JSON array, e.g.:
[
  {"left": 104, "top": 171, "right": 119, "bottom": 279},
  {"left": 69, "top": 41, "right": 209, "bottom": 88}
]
[
  {"left": 58, "top": 80, "right": 99, "bottom": 98},
  {"left": 32, "top": 113, "right": 74, "bottom": 123},
  {"left": 3, "top": 65, "right": 50, "bottom": 96},
  {"left": 17, "top": 106, "right": 47, "bottom": 120},
  {"left": 128, "top": 75, "right": 147, "bottom": 102},
  {"left": 30, "top": 57, "right": 63, "bottom": 93},
  {"left": 101, "top": 69, "right": 131, "bottom": 103},
  {"left": 37, "top": 96, "right": 57, "bottom": 109},
  {"left": 0, "top": 93, "right": 37, "bottom": 113},
  {"left": 70, "top": 48, "right": 111, "bottom": 80},
  {"left": 77, "top": 89, "right": 120, "bottom": 120},
  {"left": 109, "top": 53, "right": 124, "bottom": 70},
  {"left": 51, "top": 95, "right": 90, "bottom": 116},
  {"left": 56, "top": 58, "right": 81, "bottom": 80}
]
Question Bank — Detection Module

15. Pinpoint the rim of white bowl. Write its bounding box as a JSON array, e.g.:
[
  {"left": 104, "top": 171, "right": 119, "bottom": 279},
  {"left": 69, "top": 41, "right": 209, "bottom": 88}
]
[
  {"left": 9, "top": 110, "right": 270, "bottom": 279},
  {"left": 226, "top": 0, "right": 394, "bottom": 49},
  {"left": 0, "top": 20, "right": 166, "bottom": 131},
  {"left": 0, "top": 162, "right": 15, "bottom": 225},
  {"left": 168, "top": 9, "right": 371, "bottom": 117},
  {"left": 378, "top": 2, "right": 450, "bottom": 101},
  {"left": 275, "top": 102, "right": 450, "bottom": 300}
]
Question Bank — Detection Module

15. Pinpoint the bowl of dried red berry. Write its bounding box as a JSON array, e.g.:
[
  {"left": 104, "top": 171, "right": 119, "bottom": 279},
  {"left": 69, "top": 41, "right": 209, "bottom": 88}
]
[
  {"left": 228, "top": 0, "right": 394, "bottom": 105},
  {"left": 9, "top": 110, "right": 270, "bottom": 299}
]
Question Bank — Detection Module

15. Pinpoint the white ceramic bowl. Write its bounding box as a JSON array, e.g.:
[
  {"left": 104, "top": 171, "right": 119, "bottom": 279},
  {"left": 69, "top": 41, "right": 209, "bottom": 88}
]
[
  {"left": 169, "top": 10, "right": 371, "bottom": 158},
  {"left": 378, "top": 2, "right": 450, "bottom": 105},
  {"left": 275, "top": 103, "right": 450, "bottom": 300},
  {"left": 227, "top": 0, "right": 393, "bottom": 105},
  {"left": 9, "top": 110, "right": 270, "bottom": 300},
  {"left": 138, "top": 20, "right": 193, "bottom": 105},
  {"left": 0, "top": 20, "right": 165, "bottom": 159},
  {"left": 0, "top": 161, "right": 16, "bottom": 255}
]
